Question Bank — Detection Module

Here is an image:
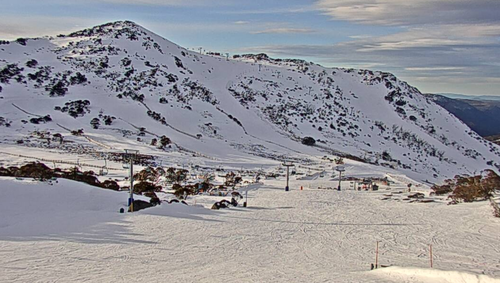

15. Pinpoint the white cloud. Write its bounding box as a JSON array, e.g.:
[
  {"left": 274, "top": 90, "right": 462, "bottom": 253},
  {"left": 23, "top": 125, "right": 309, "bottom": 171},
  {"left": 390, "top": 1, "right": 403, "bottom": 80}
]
[
  {"left": 0, "top": 16, "right": 101, "bottom": 40},
  {"left": 218, "top": 5, "right": 319, "bottom": 15},
  {"left": 289, "top": 1, "right": 500, "bottom": 94},
  {"left": 349, "top": 35, "right": 373, "bottom": 39},
  {"left": 146, "top": 22, "right": 251, "bottom": 35},
  {"left": 405, "top": 67, "right": 466, "bottom": 71},
  {"left": 315, "top": 0, "right": 500, "bottom": 26},
  {"left": 97, "top": 0, "right": 232, "bottom": 6},
  {"left": 236, "top": 32, "right": 500, "bottom": 94},
  {"left": 349, "top": 24, "right": 500, "bottom": 53},
  {"left": 142, "top": 21, "right": 317, "bottom": 38},
  {"left": 251, "top": 28, "right": 316, "bottom": 34}
]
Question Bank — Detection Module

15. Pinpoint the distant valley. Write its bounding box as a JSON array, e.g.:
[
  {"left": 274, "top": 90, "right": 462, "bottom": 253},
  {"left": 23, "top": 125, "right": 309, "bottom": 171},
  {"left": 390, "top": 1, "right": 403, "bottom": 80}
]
[{"left": 425, "top": 94, "right": 500, "bottom": 141}]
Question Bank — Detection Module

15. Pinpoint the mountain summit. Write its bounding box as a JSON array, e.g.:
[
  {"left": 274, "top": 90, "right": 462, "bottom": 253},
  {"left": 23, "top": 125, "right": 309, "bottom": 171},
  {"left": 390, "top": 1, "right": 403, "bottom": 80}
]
[{"left": 0, "top": 21, "right": 499, "bottom": 181}]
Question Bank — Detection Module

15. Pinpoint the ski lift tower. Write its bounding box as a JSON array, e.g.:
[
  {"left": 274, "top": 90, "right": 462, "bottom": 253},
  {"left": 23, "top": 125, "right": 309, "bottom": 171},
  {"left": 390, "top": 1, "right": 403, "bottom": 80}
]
[
  {"left": 282, "top": 161, "right": 294, "bottom": 191},
  {"left": 335, "top": 165, "right": 345, "bottom": 191},
  {"left": 124, "top": 149, "right": 139, "bottom": 212}
]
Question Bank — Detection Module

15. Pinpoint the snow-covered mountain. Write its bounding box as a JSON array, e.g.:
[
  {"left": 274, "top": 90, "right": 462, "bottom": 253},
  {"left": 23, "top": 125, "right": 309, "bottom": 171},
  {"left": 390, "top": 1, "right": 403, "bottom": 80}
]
[{"left": 1, "top": 21, "right": 499, "bottom": 181}]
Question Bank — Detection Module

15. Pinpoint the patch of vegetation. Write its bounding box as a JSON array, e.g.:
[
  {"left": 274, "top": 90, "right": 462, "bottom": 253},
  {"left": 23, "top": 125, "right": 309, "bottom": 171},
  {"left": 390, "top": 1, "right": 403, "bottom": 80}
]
[
  {"left": 0, "top": 162, "right": 120, "bottom": 191},
  {"left": 172, "top": 183, "right": 193, "bottom": 200},
  {"left": 69, "top": 72, "right": 87, "bottom": 85},
  {"left": 46, "top": 80, "right": 68, "bottom": 96},
  {"left": 55, "top": 100, "right": 91, "bottom": 118},
  {"left": 301, "top": 136, "right": 316, "bottom": 146},
  {"left": 29, "top": 115, "right": 52, "bottom": 124},
  {"left": 90, "top": 118, "right": 100, "bottom": 129},
  {"left": 15, "top": 38, "right": 27, "bottom": 46},
  {"left": 165, "top": 167, "right": 188, "bottom": 184},
  {"left": 0, "top": 63, "right": 24, "bottom": 84},
  {"left": 431, "top": 170, "right": 500, "bottom": 203},
  {"left": 25, "top": 59, "right": 38, "bottom": 68},
  {"left": 0, "top": 117, "right": 12, "bottom": 127}
]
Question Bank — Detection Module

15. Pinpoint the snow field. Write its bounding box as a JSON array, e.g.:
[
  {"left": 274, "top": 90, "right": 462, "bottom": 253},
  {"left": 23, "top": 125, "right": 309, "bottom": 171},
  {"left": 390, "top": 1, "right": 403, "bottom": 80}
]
[{"left": 0, "top": 176, "right": 499, "bottom": 282}]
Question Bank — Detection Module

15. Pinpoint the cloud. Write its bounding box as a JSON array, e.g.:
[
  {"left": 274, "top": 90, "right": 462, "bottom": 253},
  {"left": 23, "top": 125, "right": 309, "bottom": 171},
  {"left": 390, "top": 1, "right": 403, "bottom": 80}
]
[
  {"left": 307, "top": 0, "right": 500, "bottom": 94},
  {"left": 0, "top": 16, "right": 101, "bottom": 40},
  {"left": 147, "top": 22, "right": 250, "bottom": 34},
  {"left": 348, "top": 35, "right": 373, "bottom": 39},
  {"left": 141, "top": 21, "right": 317, "bottom": 39},
  {"left": 405, "top": 67, "right": 466, "bottom": 72},
  {"left": 97, "top": 0, "right": 232, "bottom": 7},
  {"left": 343, "top": 24, "right": 500, "bottom": 58},
  {"left": 236, "top": 30, "right": 500, "bottom": 94},
  {"left": 251, "top": 28, "right": 316, "bottom": 34},
  {"left": 219, "top": 5, "right": 319, "bottom": 15},
  {"left": 315, "top": 0, "right": 500, "bottom": 26}
]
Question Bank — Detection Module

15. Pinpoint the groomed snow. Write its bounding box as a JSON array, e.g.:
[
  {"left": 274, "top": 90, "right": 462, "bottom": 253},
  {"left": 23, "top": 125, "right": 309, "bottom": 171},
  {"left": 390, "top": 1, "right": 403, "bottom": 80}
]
[
  {"left": 1, "top": 177, "right": 499, "bottom": 282},
  {"left": 373, "top": 267, "right": 500, "bottom": 283}
]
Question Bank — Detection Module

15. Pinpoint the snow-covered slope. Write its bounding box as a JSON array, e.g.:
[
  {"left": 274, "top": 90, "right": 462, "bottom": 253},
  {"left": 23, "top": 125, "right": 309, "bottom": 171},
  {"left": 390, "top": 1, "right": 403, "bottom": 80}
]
[
  {"left": 1, "top": 177, "right": 500, "bottom": 282},
  {"left": 0, "top": 21, "right": 498, "bottom": 181}
]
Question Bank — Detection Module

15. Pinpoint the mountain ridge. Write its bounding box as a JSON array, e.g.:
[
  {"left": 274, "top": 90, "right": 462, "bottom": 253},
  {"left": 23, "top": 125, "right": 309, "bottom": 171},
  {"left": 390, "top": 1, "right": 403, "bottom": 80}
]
[{"left": 1, "top": 20, "right": 499, "bottom": 182}]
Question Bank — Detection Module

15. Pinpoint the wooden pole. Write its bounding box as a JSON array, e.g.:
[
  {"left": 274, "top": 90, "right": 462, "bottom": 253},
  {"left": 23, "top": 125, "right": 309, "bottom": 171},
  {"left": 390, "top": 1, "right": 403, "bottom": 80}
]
[
  {"left": 338, "top": 170, "right": 342, "bottom": 190},
  {"left": 430, "top": 244, "right": 433, "bottom": 268},
  {"left": 376, "top": 241, "right": 379, "bottom": 269},
  {"left": 286, "top": 166, "right": 290, "bottom": 191},
  {"left": 129, "top": 156, "right": 134, "bottom": 212}
]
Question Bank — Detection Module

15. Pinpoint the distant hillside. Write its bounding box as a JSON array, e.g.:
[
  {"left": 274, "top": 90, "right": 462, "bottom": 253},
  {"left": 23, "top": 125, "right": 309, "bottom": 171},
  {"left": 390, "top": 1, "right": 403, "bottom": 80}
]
[
  {"left": 1, "top": 21, "right": 499, "bottom": 181},
  {"left": 485, "top": 135, "right": 500, "bottom": 146},
  {"left": 437, "top": 93, "right": 500, "bottom": 101},
  {"left": 425, "top": 94, "right": 500, "bottom": 137}
]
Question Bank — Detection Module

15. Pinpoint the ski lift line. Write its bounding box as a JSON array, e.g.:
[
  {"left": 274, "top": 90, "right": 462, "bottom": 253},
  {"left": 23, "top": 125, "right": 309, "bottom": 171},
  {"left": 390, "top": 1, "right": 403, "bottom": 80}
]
[
  {"left": 385, "top": 173, "right": 418, "bottom": 186},
  {"left": 236, "top": 109, "right": 303, "bottom": 154},
  {"left": 12, "top": 105, "right": 109, "bottom": 150},
  {"left": 139, "top": 101, "right": 152, "bottom": 112},
  {"left": 139, "top": 101, "right": 201, "bottom": 140},
  {"left": 11, "top": 103, "right": 43, "bottom": 117},
  {"left": 215, "top": 106, "right": 249, "bottom": 135},
  {"left": 83, "top": 135, "right": 113, "bottom": 150},
  {"left": 117, "top": 117, "right": 157, "bottom": 135},
  {"left": 297, "top": 165, "right": 324, "bottom": 172},
  {"left": 56, "top": 123, "right": 113, "bottom": 150},
  {"left": 176, "top": 145, "right": 219, "bottom": 161},
  {"left": 119, "top": 112, "right": 199, "bottom": 140},
  {"left": 117, "top": 117, "right": 216, "bottom": 160},
  {"left": 56, "top": 123, "right": 72, "bottom": 132},
  {"left": 248, "top": 133, "right": 303, "bottom": 154}
]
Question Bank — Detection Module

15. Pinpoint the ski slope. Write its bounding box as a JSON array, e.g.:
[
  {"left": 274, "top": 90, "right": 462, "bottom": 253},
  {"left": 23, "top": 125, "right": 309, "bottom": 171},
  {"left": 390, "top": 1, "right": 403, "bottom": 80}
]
[
  {"left": 0, "top": 21, "right": 499, "bottom": 183},
  {"left": 1, "top": 177, "right": 499, "bottom": 283}
]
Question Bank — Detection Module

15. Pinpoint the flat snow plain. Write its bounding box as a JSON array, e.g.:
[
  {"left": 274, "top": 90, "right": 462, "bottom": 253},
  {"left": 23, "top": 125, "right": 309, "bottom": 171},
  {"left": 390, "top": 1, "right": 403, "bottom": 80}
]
[{"left": 0, "top": 177, "right": 499, "bottom": 283}]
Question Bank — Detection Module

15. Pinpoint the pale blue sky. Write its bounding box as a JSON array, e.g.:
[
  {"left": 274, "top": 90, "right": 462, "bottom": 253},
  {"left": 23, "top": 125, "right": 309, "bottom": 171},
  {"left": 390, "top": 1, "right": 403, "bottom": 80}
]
[{"left": 2, "top": 0, "right": 500, "bottom": 96}]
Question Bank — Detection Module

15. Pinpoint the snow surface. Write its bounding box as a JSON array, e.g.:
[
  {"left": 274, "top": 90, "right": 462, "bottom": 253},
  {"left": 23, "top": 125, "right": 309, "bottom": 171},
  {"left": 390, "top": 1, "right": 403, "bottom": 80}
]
[
  {"left": 1, "top": 20, "right": 500, "bottom": 283},
  {"left": 0, "top": 21, "right": 499, "bottom": 183},
  {"left": 1, "top": 176, "right": 499, "bottom": 282}
]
